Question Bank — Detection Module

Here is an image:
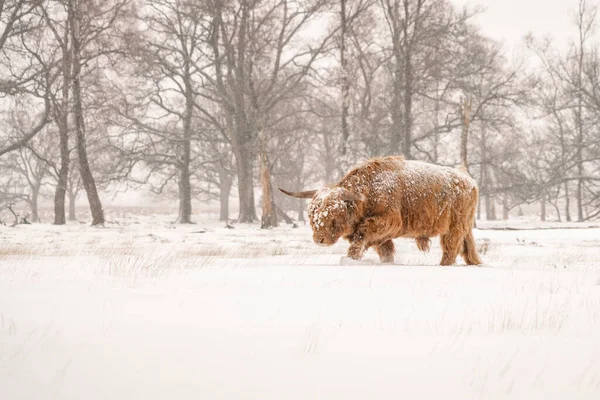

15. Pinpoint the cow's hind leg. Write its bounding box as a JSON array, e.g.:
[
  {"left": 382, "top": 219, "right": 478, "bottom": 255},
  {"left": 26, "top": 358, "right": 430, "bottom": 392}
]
[
  {"left": 375, "top": 240, "right": 395, "bottom": 264},
  {"left": 460, "top": 230, "right": 482, "bottom": 265},
  {"left": 439, "top": 229, "right": 463, "bottom": 266}
]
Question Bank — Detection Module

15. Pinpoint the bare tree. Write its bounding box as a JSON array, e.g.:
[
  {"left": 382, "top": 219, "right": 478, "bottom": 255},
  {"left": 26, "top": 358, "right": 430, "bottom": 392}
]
[
  {"left": 573, "top": 0, "right": 596, "bottom": 221},
  {"left": 0, "top": 0, "right": 51, "bottom": 157},
  {"left": 67, "top": 164, "right": 82, "bottom": 220},
  {"left": 113, "top": 0, "right": 212, "bottom": 224},
  {"left": 39, "top": 1, "right": 73, "bottom": 224},
  {"left": 0, "top": 146, "right": 48, "bottom": 222},
  {"left": 454, "top": 34, "right": 532, "bottom": 220},
  {"left": 338, "top": 0, "right": 373, "bottom": 157},
  {"left": 67, "top": 0, "right": 106, "bottom": 225},
  {"left": 527, "top": 1, "right": 600, "bottom": 221},
  {"left": 203, "top": 0, "right": 335, "bottom": 226}
]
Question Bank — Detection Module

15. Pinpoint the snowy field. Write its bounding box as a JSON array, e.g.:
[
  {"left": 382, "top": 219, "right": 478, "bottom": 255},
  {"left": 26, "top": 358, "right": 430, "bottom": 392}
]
[{"left": 2, "top": 214, "right": 600, "bottom": 399}]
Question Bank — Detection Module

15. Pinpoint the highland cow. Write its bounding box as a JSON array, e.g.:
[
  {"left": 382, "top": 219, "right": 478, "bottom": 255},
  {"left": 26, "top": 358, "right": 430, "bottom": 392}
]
[{"left": 280, "top": 156, "right": 482, "bottom": 266}]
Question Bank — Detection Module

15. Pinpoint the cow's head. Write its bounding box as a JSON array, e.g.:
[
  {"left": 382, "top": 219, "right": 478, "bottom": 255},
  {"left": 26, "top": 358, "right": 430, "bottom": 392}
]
[{"left": 280, "top": 187, "right": 365, "bottom": 246}]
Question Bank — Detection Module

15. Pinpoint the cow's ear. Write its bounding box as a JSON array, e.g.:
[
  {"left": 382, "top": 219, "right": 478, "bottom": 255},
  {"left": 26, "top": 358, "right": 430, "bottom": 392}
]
[{"left": 340, "top": 188, "right": 365, "bottom": 202}]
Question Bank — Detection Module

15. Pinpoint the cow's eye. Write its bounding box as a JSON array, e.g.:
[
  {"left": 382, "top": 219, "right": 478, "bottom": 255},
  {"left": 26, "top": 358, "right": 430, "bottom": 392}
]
[{"left": 331, "top": 221, "right": 337, "bottom": 230}]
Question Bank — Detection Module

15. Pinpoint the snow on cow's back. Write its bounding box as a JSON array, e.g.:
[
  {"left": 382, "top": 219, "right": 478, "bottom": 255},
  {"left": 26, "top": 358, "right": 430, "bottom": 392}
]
[
  {"left": 404, "top": 161, "right": 476, "bottom": 189},
  {"left": 339, "top": 156, "right": 476, "bottom": 205},
  {"left": 402, "top": 160, "right": 476, "bottom": 200},
  {"left": 345, "top": 157, "right": 476, "bottom": 207}
]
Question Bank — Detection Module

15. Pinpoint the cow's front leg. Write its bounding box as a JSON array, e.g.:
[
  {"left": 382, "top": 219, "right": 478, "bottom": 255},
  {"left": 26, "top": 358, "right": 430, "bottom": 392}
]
[
  {"left": 356, "top": 216, "right": 382, "bottom": 237},
  {"left": 347, "top": 217, "right": 381, "bottom": 260},
  {"left": 347, "top": 230, "right": 366, "bottom": 260}
]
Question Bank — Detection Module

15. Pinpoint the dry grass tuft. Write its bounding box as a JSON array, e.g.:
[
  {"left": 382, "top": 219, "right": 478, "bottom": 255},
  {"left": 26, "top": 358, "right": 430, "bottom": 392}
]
[{"left": 0, "top": 246, "right": 38, "bottom": 258}]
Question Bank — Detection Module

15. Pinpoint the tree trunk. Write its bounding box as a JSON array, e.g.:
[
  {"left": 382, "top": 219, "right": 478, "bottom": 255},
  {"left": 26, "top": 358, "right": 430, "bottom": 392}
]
[
  {"left": 323, "top": 133, "right": 336, "bottom": 182},
  {"left": 340, "top": 0, "right": 350, "bottom": 156},
  {"left": 69, "top": 0, "right": 104, "bottom": 226},
  {"left": 564, "top": 181, "right": 572, "bottom": 222},
  {"left": 577, "top": 164, "right": 584, "bottom": 221},
  {"left": 460, "top": 96, "right": 472, "bottom": 171},
  {"left": 229, "top": 4, "right": 256, "bottom": 223},
  {"left": 218, "top": 167, "right": 232, "bottom": 222},
  {"left": 502, "top": 193, "right": 509, "bottom": 220},
  {"left": 402, "top": 48, "right": 413, "bottom": 159},
  {"left": 230, "top": 96, "right": 257, "bottom": 222},
  {"left": 68, "top": 190, "right": 77, "bottom": 221},
  {"left": 399, "top": 0, "right": 421, "bottom": 159},
  {"left": 550, "top": 197, "right": 561, "bottom": 222},
  {"left": 390, "top": 32, "right": 403, "bottom": 155},
  {"left": 31, "top": 187, "right": 40, "bottom": 222},
  {"left": 489, "top": 196, "right": 497, "bottom": 220},
  {"left": 54, "top": 131, "right": 69, "bottom": 225},
  {"left": 177, "top": 170, "right": 192, "bottom": 224},
  {"left": 235, "top": 148, "right": 257, "bottom": 223},
  {"left": 219, "top": 182, "right": 231, "bottom": 222},
  {"left": 576, "top": 7, "right": 585, "bottom": 222},
  {"left": 432, "top": 45, "right": 442, "bottom": 163},
  {"left": 297, "top": 199, "right": 305, "bottom": 222},
  {"left": 54, "top": 24, "right": 71, "bottom": 226},
  {"left": 433, "top": 96, "right": 440, "bottom": 163},
  {"left": 259, "top": 147, "right": 278, "bottom": 229},
  {"left": 486, "top": 194, "right": 496, "bottom": 221},
  {"left": 481, "top": 123, "right": 494, "bottom": 220},
  {"left": 541, "top": 195, "right": 546, "bottom": 222},
  {"left": 176, "top": 71, "right": 194, "bottom": 224}
]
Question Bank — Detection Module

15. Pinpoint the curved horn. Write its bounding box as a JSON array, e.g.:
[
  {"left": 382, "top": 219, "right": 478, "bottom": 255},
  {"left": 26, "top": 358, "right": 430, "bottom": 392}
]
[
  {"left": 279, "top": 188, "right": 317, "bottom": 199},
  {"left": 340, "top": 188, "right": 366, "bottom": 202}
]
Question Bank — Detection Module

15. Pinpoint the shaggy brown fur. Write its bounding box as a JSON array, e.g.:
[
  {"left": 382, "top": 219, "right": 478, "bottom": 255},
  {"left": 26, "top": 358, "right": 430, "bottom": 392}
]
[{"left": 280, "top": 156, "right": 482, "bottom": 266}]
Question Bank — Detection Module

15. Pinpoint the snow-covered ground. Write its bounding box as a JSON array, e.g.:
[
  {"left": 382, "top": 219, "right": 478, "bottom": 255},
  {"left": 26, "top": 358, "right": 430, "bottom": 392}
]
[{"left": 2, "top": 215, "right": 600, "bottom": 399}]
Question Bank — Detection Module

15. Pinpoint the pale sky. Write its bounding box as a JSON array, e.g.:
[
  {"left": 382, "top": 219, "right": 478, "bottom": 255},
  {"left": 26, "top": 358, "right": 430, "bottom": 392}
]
[{"left": 452, "top": 0, "right": 582, "bottom": 50}]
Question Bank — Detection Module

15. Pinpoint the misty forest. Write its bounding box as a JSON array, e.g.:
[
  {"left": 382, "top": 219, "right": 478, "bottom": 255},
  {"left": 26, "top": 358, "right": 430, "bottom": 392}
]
[
  {"left": 3, "top": 1, "right": 600, "bottom": 399},
  {"left": 2, "top": 0, "right": 600, "bottom": 226}
]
